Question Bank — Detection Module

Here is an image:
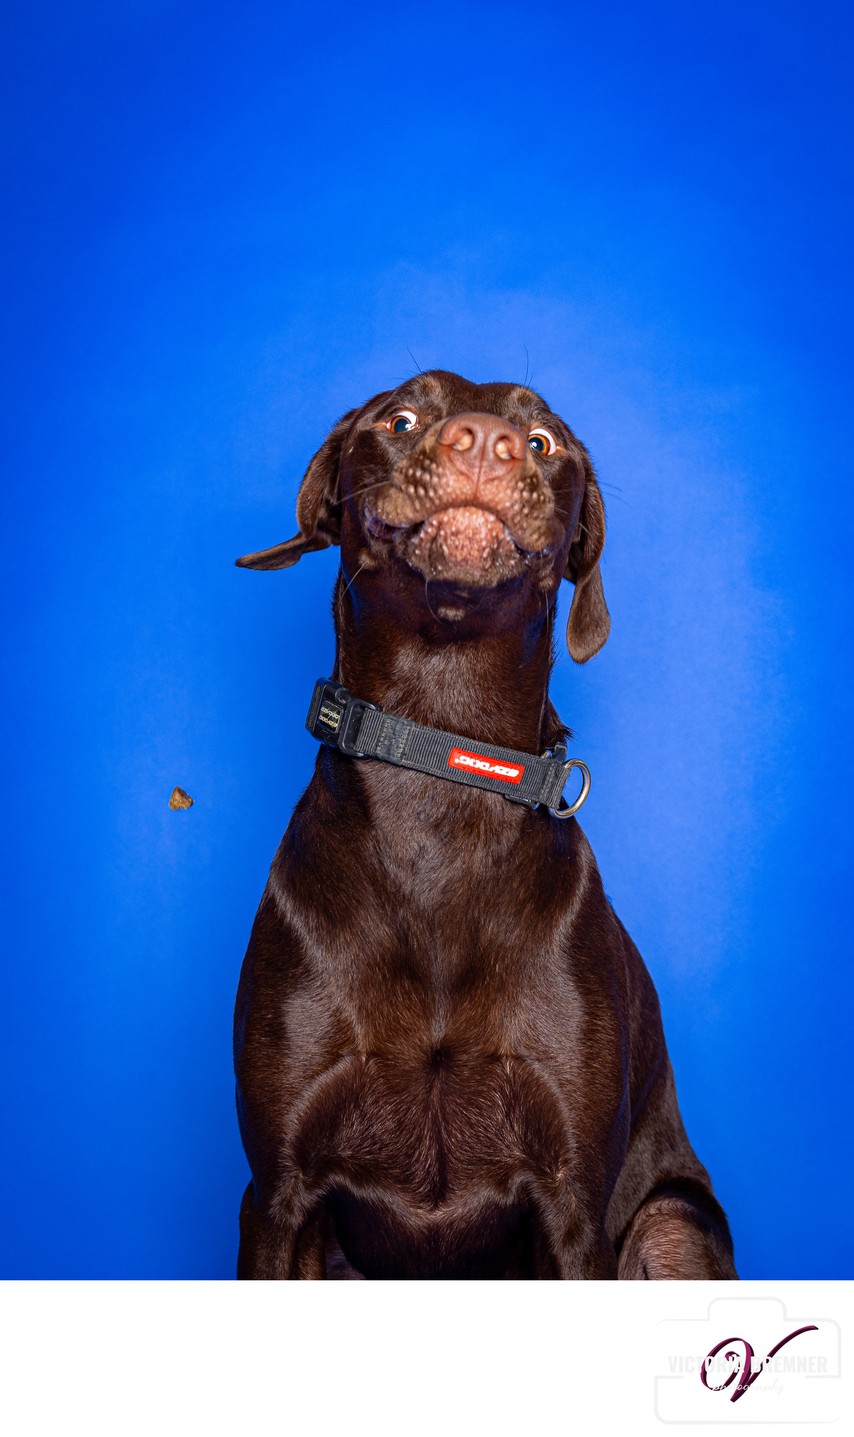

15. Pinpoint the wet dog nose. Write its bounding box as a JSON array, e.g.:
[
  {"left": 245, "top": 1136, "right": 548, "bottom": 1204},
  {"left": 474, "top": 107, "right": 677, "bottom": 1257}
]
[{"left": 438, "top": 413, "right": 527, "bottom": 474}]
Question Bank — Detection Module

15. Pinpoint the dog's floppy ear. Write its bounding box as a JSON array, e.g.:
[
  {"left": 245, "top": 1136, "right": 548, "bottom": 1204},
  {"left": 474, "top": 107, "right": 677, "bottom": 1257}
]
[
  {"left": 235, "top": 408, "right": 357, "bottom": 570},
  {"left": 564, "top": 453, "right": 610, "bottom": 663}
]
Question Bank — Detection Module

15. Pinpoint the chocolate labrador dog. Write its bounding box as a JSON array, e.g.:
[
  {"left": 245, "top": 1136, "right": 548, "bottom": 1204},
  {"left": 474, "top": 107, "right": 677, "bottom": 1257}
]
[{"left": 234, "top": 369, "right": 736, "bottom": 1280}]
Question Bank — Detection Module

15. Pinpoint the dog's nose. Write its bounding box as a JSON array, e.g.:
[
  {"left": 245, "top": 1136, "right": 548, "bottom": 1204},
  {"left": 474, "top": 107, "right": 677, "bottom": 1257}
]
[{"left": 437, "top": 413, "right": 527, "bottom": 477}]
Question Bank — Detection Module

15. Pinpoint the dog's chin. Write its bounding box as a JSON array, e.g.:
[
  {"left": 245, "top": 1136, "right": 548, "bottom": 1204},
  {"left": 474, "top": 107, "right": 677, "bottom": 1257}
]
[{"left": 403, "top": 506, "right": 527, "bottom": 591}]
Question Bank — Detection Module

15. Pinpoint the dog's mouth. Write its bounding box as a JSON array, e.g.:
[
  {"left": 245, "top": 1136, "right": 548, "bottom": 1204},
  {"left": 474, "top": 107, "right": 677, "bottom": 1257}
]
[{"left": 365, "top": 503, "right": 554, "bottom": 584}]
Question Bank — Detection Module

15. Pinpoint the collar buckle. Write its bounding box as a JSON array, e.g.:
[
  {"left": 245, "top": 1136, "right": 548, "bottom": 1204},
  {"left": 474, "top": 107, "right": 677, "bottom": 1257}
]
[{"left": 306, "top": 679, "right": 379, "bottom": 758}]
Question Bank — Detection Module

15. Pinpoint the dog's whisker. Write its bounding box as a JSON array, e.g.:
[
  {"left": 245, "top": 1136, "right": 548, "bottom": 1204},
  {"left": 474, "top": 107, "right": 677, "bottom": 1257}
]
[
  {"left": 596, "top": 483, "right": 630, "bottom": 508},
  {"left": 341, "top": 559, "right": 369, "bottom": 598},
  {"left": 423, "top": 576, "right": 443, "bottom": 625},
  {"left": 330, "top": 481, "right": 388, "bottom": 509}
]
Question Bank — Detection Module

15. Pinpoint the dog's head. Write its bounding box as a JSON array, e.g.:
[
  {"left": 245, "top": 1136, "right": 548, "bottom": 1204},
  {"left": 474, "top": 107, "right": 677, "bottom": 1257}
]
[{"left": 237, "top": 370, "right": 609, "bottom": 661}]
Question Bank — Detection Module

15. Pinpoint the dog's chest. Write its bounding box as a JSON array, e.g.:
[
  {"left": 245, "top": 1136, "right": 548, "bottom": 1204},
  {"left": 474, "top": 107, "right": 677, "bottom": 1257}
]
[
  {"left": 283, "top": 925, "right": 609, "bottom": 1195},
  {"left": 273, "top": 812, "right": 628, "bottom": 1267},
  {"left": 290, "top": 1010, "right": 584, "bottom": 1202},
  {"left": 286, "top": 865, "right": 619, "bottom": 1200}
]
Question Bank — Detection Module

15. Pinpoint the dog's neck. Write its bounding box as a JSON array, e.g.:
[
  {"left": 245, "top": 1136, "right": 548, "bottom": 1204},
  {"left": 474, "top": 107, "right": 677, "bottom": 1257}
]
[{"left": 333, "top": 580, "right": 562, "bottom": 754}]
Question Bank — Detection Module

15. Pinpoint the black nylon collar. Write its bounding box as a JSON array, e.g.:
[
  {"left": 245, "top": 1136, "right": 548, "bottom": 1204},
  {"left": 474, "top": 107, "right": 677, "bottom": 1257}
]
[{"left": 305, "top": 678, "right": 590, "bottom": 819}]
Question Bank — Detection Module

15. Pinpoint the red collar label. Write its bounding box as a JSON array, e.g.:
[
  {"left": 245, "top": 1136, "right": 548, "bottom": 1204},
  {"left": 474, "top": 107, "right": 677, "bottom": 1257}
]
[{"left": 447, "top": 747, "right": 524, "bottom": 785}]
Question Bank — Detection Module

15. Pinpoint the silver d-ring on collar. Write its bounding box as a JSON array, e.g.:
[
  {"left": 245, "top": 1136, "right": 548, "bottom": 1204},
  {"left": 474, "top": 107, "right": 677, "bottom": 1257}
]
[{"left": 549, "top": 759, "right": 591, "bottom": 820}]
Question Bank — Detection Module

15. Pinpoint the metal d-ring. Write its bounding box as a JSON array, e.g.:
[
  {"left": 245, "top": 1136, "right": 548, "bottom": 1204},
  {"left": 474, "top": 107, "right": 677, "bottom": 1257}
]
[{"left": 549, "top": 759, "right": 591, "bottom": 820}]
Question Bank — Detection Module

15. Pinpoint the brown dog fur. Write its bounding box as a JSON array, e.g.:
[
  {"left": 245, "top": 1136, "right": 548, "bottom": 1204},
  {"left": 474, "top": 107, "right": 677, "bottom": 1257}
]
[{"left": 233, "top": 370, "right": 736, "bottom": 1279}]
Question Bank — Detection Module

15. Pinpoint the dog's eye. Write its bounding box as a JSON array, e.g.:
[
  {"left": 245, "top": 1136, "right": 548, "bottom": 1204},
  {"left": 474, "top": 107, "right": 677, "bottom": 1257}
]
[
  {"left": 387, "top": 410, "right": 419, "bottom": 434},
  {"left": 528, "top": 427, "right": 557, "bottom": 456}
]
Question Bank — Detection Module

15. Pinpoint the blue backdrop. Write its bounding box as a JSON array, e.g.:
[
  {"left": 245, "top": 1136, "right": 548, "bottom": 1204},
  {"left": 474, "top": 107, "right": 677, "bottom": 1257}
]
[{"left": 3, "top": 0, "right": 851, "bottom": 1278}]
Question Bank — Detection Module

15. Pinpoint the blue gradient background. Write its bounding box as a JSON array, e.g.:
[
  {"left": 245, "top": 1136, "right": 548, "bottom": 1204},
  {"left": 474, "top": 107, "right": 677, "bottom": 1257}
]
[{"left": 2, "top": 1, "right": 852, "bottom": 1278}]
